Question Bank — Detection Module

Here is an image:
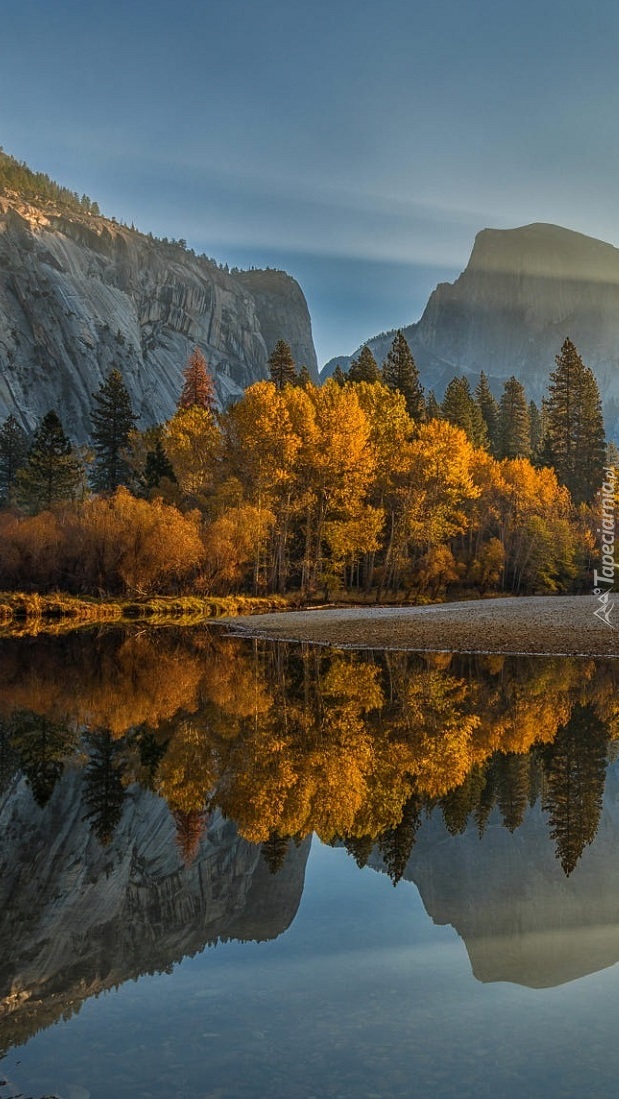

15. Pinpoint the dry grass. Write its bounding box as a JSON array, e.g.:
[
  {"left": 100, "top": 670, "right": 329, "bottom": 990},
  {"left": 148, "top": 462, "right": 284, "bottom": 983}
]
[{"left": 0, "top": 591, "right": 295, "bottom": 635}]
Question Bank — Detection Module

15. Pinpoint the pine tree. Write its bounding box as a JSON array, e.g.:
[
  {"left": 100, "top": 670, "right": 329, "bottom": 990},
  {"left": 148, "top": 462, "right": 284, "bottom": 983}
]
[
  {"left": 495, "top": 752, "right": 530, "bottom": 832},
  {"left": 498, "top": 376, "right": 530, "bottom": 459},
  {"left": 541, "top": 704, "right": 608, "bottom": 876},
  {"left": 91, "top": 368, "right": 137, "bottom": 491},
  {"left": 332, "top": 364, "right": 348, "bottom": 387},
  {"left": 16, "top": 411, "right": 84, "bottom": 511},
  {"left": 268, "top": 340, "right": 297, "bottom": 390},
  {"left": 296, "top": 364, "right": 314, "bottom": 389},
  {"left": 378, "top": 794, "right": 422, "bottom": 885},
  {"left": 145, "top": 437, "right": 177, "bottom": 490},
  {"left": 9, "top": 710, "right": 75, "bottom": 808},
  {"left": 442, "top": 376, "right": 488, "bottom": 447},
  {"left": 0, "top": 414, "right": 28, "bottom": 505},
  {"left": 545, "top": 338, "right": 606, "bottom": 504},
  {"left": 179, "top": 347, "right": 217, "bottom": 411},
  {"left": 173, "top": 808, "right": 207, "bottom": 864},
  {"left": 261, "top": 831, "right": 291, "bottom": 874},
  {"left": 475, "top": 372, "right": 500, "bottom": 455},
  {"left": 83, "top": 731, "right": 126, "bottom": 846},
  {"left": 425, "top": 390, "right": 442, "bottom": 421},
  {"left": 382, "top": 331, "right": 425, "bottom": 421},
  {"left": 348, "top": 345, "right": 381, "bottom": 384},
  {"left": 529, "top": 400, "right": 545, "bottom": 464}
]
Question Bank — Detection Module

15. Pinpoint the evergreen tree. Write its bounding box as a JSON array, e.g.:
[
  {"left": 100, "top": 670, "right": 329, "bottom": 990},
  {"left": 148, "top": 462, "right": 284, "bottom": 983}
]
[
  {"left": 268, "top": 340, "right": 297, "bottom": 389},
  {"left": 83, "top": 731, "right": 126, "bottom": 846},
  {"left": 296, "top": 364, "right": 314, "bottom": 389},
  {"left": 261, "top": 831, "right": 291, "bottom": 874},
  {"left": 343, "top": 833, "right": 374, "bottom": 869},
  {"left": 382, "top": 331, "right": 425, "bottom": 421},
  {"left": 498, "top": 376, "right": 530, "bottom": 459},
  {"left": 332, "top": 364, "right": 348, "bottom": 387},
  {"left": 0, "top": 413, "right": 28, "bottom": 505},
  {"left": 9, "top": 710, "right": 76, "bottom": 808},
  {"left": 425, "top": 390, "right": 442, "bottom": 421},
  {"left": 541, "top": 704, "right": 608, "bottom": 876},
  {"left": 495, "top": 752, "right": 530, "bottom": 832},
  {"left": 442, "top": 376, "right": 488, "bottom": 447},
  {"left": 529, "top": 400, "right": 545, "bottom": 464},
  {"left": 16, "top": 411, "right": 84, "bottom": 511},
  {"left": 475, "top": 372, "right": 500, "bottom": 455},
  {"left": 144, "top": 437, "right": 177, "bottom": 491},
  {"left": 91, "top": 368, "right": 137, "bottom": 491},
  {"left": 348, "top": 345, "right": 381, "bottom": 384},
  {"left": 545, "top": 338, "right": 606, "bottom": 504},
  {"left": 378, "top": 794, "right": 422, "bottom": 885},
  {"left": 179, "top": 347, "right": 217, "bottom": 411}
]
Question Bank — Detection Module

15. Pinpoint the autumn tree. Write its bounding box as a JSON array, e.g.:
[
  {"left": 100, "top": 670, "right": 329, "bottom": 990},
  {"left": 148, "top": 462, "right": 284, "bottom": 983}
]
[
  {"left": 179, "top": 347, "right": 217, "bottom": 411},
  {"left": 16, "top": 411, "right": 84, "bottom": 512},
  {"left": 382, "top": 331, "right": 425, "bottom": 421},
  {"left": 90, "top": 368, "right": 137, "bottom": 491},
  {"left": 545, "top": 338, "right": 606, "bottom": 504},
  {"left": 268, "top": 339, "right": 297, "bottom": 389},
  {"left": 0, "top": 414, "right": 28, "bottom": 506},
  {"left": 348, "top": 346, "right": 381, "bottom": 384}
]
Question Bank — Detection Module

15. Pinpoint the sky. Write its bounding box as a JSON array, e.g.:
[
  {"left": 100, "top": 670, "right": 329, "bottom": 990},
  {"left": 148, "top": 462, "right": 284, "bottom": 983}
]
[{"left": 2, "top": 0, "right": 619, "bottom": 365}]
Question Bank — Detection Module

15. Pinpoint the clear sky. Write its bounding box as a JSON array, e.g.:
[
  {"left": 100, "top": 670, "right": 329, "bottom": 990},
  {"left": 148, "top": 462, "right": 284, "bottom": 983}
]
[{"left": 2, "top": 0, "right": 619, "bottom": 365}]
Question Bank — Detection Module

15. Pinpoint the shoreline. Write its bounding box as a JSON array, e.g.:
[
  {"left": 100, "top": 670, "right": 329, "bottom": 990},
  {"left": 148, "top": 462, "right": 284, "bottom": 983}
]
[{"left": 219, "top": 595, "right": 619, "bottom": 658}]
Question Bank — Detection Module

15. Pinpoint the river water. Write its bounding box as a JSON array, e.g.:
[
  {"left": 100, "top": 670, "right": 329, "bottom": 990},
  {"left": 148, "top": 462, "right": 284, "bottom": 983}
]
[{"left": 1, "top": 626, "right": 618, "bottom": 1098}]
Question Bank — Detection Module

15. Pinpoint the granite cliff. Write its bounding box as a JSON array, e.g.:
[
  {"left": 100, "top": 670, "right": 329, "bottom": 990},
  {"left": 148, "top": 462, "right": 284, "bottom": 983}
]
[
  {"left": 0, "top": 770, "right": 310, "bottom": 1053},
  {"left": 370, "top": 759, "right": 619, "bottom": 989},
  {"left": 325, "top": 223, "right": 619, "bottom": 434},
  {"left": 0, "top": 192, "right": 317, "bottom": 442}
]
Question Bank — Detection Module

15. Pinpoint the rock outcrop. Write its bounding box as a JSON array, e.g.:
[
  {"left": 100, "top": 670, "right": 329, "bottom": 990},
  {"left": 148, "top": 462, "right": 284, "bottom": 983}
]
[
  {"left": 370, "top": 759, "right": 619, "bottom": 988},
  {"left": 0, "top": 770, "right": 311, "bottom": 1052},
  {"left": 0, "top": 194, "right": 317, "bottom": 442},
  {"left": 325, "top": 223, "right": 619, "bottom": 435}
]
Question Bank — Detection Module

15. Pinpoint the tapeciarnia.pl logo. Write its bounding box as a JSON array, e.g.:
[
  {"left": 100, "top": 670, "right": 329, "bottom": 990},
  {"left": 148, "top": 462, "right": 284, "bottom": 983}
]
[{"left": 593, "top": 466, "right": 617, "bottom": 628}]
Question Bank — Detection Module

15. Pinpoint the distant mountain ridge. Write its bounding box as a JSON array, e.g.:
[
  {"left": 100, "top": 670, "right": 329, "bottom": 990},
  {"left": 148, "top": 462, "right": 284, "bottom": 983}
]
[
  {"left": 0, "top": 155, "right": 318, "bottom": 442},
  {"left": 324, "top": 222, "right": 619, "bottom": 435}
]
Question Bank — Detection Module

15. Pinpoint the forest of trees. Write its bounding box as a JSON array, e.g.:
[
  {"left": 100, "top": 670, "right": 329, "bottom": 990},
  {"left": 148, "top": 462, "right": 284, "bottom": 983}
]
[
  {"left": 0, "top": 630, "right": 617, "bottom": 877},
  {"left": 0, "top": 335, "right": 613, "bottom": 599}
]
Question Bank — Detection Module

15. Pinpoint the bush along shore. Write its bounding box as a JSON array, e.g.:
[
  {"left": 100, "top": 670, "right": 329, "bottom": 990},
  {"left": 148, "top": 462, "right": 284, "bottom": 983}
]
[{"left": 0, "top": 591, "right": 294, "bottom": 631}]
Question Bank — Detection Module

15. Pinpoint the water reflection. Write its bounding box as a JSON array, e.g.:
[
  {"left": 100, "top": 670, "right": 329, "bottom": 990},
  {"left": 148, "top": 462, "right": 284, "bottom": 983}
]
[{"left": 1, "top": 627, "right": 619, "bottom": 1055}]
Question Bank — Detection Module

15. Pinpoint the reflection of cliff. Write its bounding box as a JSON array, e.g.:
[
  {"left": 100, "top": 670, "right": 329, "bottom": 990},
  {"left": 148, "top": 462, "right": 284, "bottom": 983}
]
[
  {"left": 375, "top": 760, "right": 619, "bottom": 988},
  {"left": 0, "top": 770, "right": 311, "bottom": 1052}
]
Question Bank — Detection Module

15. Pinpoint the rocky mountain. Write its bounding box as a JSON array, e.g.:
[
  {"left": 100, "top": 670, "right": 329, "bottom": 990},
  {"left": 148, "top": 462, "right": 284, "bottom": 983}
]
[
  {"left": 0, "top": 191, "right": 318, "bottom": 443},
  {"left": 370, "top": 759, "right": 619, "bottom": 989},
  {"left": 324, "top": 223, "right": 619, "bottom": 434},
  {"left": 0, "top": 770, "right": 311, "bottom": 1053}
]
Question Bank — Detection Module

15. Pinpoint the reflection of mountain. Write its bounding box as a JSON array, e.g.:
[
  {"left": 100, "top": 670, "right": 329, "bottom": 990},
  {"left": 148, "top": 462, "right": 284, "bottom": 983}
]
[
  {"left": 0, "top": 770, "right": 311, "bottom": 1052},
  {"left": 375, "top": 761, "right": 619, "bottom": 988}
]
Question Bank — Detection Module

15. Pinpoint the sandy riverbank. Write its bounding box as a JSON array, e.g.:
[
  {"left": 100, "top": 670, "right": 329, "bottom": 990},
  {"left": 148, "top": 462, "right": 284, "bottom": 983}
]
[{"left": 220, "top": 595, "right": 619, "bottom": 656}]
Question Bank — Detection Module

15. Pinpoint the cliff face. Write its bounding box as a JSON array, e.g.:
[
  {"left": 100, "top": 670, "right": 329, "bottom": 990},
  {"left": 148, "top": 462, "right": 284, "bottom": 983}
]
[
  {"left": 326, "top": 223, "right": 619, "bottom": 432},
  {"left": 235, "top": 268, "right": 319, "bottom": 381},
  {"left": 0, "top": 194, "right": 317, "bottom": 442},
  {"left": 0, "top": 770, "right": 311, "bottom": 1052},
  {"left": 370, "top": 760, "right": 619, "bottom": 989}
]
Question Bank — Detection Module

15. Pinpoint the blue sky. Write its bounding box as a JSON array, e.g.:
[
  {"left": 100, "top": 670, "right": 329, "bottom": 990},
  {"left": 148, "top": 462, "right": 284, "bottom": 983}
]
[{"left": 2, "top": 0, "right": 619, "bottom": 364}]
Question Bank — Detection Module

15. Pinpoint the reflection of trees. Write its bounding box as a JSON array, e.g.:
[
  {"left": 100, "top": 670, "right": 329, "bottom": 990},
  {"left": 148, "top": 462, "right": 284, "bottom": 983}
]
[
  {"left": 541, "top": 705, "right": 609, "bottom": 876},
  {"left": 0, "top": 630, "right": 616, "bottom": 873},
  {"left": 83, "top": 731, "right": 126, "bottom": 845},
  {"left": 9, "top": 710, "right": 76, "bottom": 807}
]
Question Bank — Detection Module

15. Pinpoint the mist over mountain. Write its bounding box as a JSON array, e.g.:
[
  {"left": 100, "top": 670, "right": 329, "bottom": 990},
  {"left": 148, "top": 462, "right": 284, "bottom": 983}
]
[
  {"left": 0, "top": 166, "right": 317, "bottom": 443},
  {"left": 325, "top": 222, "right": 619, "bottom": 434}
]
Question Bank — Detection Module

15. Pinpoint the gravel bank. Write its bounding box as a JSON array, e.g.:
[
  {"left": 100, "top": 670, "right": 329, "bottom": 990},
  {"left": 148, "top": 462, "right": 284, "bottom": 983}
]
[{"left": 220, "top": 595, "right": 619, "bottom": 656}]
